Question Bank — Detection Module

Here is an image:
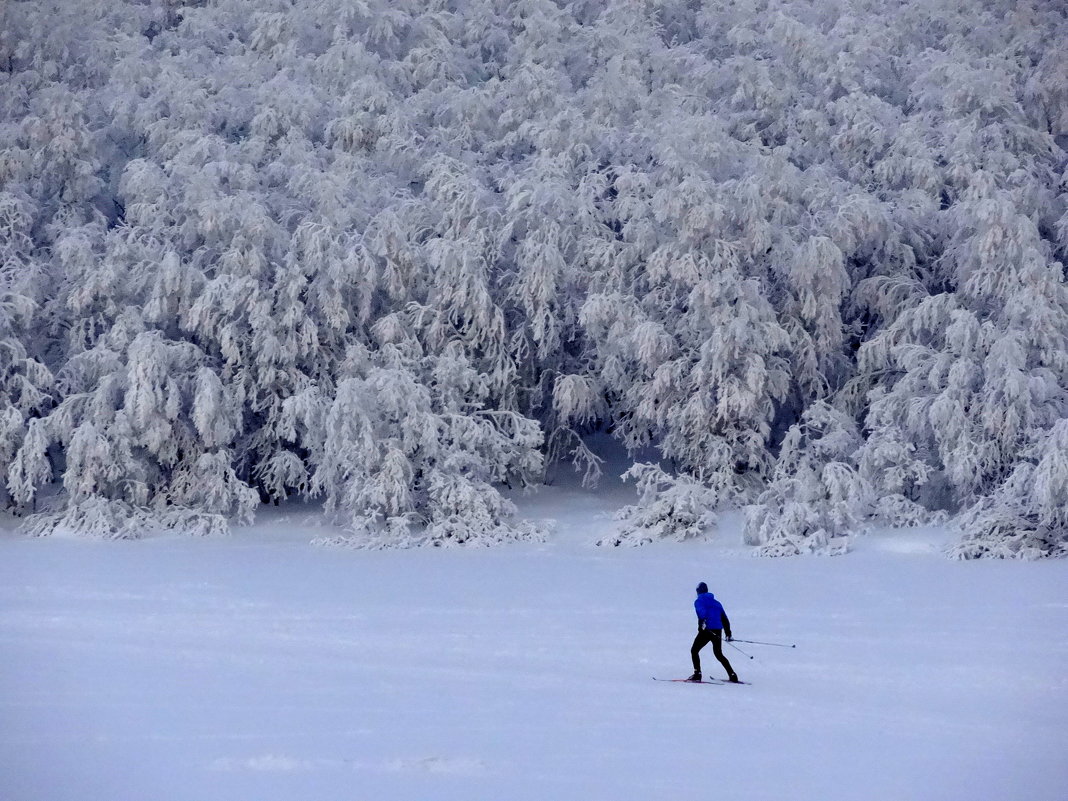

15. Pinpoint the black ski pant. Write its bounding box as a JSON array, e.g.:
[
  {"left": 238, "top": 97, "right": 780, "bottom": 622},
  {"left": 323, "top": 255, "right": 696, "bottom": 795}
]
[{"left": 691, "top": 628, "right": 735, "bottom": 677}]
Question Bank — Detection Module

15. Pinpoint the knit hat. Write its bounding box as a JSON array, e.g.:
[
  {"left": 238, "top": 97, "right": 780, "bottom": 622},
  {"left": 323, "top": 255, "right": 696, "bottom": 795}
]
[{"left": 696, "top": 582, "right": 708, "bottom": 594}]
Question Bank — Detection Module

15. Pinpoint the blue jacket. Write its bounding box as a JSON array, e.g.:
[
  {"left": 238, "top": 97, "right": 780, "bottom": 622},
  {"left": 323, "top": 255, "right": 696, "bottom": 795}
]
[{"left": 695, "top": 592, "right": 731, "bottom": 633}]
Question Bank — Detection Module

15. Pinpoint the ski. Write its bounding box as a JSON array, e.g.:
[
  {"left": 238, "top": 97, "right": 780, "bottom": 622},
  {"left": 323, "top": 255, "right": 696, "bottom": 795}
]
[
  {"left": 652, "top": 677, "right": 750, "bottom": 685},
  {"left": 653, "top": 677, "right": 725, "bottom": 684}
]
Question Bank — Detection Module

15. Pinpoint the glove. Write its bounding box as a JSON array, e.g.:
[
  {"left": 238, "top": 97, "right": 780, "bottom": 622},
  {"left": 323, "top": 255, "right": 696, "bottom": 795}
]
[{"left": 726, "top": 632, "right": 733, "bottom": 641}]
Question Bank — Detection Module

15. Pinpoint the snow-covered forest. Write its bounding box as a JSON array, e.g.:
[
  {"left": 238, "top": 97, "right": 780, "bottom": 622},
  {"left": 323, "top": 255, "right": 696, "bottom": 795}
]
[{"left": 2, "top": 0, "right": 1067, "bottom": 557}]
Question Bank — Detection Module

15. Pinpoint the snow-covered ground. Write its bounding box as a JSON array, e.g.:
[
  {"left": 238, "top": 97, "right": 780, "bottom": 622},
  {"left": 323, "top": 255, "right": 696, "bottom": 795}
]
[{"left": 1, "top": 482, "right": 1066, "bottom": 801}]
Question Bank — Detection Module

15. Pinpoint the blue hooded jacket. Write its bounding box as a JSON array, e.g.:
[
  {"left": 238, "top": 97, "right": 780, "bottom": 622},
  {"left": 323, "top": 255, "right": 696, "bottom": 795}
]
[{"left": 694, "top": 591, "right": 730, "bottom": 632}]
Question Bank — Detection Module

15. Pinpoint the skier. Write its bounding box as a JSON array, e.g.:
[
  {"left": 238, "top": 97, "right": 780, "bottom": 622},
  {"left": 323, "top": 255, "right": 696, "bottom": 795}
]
[{"left": 688, "top": 582, "right": 739, "bottom": 683}]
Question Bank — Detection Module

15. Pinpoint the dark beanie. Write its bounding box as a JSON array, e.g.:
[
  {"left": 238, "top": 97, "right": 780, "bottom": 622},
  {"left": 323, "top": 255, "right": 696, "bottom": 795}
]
[{"left": 696, "top": 582, "right": 708, "bottom": 594}]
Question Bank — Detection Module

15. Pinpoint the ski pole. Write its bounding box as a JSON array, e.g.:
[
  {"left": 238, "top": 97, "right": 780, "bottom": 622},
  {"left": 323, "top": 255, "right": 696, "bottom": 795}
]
[
  {"left": 727, "top": 640, "right": 754, "bottom": 660},
  {"left": 731, "top": 639, "right": 796, "bottom": 649}
]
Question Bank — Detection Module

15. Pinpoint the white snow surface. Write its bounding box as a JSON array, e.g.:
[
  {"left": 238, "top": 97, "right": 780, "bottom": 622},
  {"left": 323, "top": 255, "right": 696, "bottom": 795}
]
[{"left": 1, "top": 481, "right": 1066, "bottom": 801}]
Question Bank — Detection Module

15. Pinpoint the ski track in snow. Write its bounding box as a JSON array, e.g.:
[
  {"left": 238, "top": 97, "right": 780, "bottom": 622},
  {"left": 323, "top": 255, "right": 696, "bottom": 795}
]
[{"left": 1, "top": 487, "right": 1066, "bottom": 801}]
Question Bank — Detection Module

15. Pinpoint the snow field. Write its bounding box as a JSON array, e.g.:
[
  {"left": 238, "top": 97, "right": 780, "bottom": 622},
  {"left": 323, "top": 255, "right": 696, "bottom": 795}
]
[{"left": 1, "top": 502, "right": 1066, "bottom": 801}]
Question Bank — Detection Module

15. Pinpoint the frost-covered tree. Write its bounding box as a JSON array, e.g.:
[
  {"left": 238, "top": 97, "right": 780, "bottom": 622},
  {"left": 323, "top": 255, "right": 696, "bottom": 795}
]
[
  {"left": 3, "top": 0, "right": 1067, "bottom": 557},
  {"left": 604, "top": 463, "right": 720, "bottom": 547},
  {"left": 0, "top": 194, "right": 54, "bottom": 511},
  {"left": 856, "top": 194, "right": 1068, "bottom": 536},
  {"left": 744, "top": 402, "right": 869, "bottom": 556},
  {"left": 300, "top": 339, "right": 543, "bottom": 547},
  {"left": 953, "top": 419, "right": 1068, "bottom": 559}
]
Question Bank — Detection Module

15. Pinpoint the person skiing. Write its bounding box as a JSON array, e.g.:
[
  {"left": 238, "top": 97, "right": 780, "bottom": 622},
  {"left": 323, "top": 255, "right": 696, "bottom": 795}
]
[{"left": 689, "top": 582, "right": 739, "bottom": 683}]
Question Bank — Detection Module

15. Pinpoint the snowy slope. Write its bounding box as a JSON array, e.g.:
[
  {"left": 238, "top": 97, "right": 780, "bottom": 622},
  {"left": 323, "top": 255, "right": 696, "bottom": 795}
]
[{"left": 1, "top": 486, "right": 1066, "bottom": 801}]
